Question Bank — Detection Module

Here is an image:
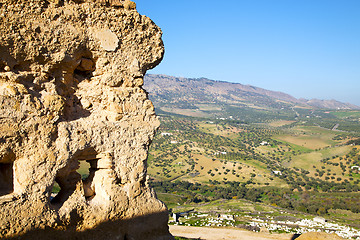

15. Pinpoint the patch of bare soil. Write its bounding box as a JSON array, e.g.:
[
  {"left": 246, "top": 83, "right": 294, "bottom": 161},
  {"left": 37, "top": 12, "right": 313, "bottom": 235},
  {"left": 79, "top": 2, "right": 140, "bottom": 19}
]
[{"left": 169, "top": 225, "right": 297, "bottom": 240}]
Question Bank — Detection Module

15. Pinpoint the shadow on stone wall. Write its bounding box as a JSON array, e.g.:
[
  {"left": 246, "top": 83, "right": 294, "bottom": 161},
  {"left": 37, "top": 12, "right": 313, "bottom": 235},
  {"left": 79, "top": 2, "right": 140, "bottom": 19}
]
[
  {"left": 291, "top": 234, "right": 301, "bottom": 239},
  {"left": 4, "top": 211, "right": 174, "bottom": 240}
]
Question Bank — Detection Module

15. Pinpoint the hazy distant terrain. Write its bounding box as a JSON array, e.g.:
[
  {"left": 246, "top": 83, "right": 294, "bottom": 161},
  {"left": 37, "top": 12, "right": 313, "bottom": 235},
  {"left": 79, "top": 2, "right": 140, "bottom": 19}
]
[{"left": 144, "top": 74, "right": 360, "bottom": 119}]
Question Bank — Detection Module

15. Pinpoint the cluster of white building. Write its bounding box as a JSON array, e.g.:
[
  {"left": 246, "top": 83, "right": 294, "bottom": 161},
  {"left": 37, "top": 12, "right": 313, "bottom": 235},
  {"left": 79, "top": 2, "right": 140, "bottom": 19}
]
[
  {"left": 249, "top": 217, "right": 360, "bottom": 239},
  {"left": 172, "top": 213, "right": 236, "bottom": 228},
  {"left": 171, "top": 212, "right": 360, "bottom": 239}
]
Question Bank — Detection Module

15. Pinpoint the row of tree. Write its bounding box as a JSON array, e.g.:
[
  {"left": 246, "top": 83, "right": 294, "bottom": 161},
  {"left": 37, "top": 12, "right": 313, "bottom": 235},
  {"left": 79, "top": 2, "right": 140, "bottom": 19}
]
[{"left": 151, "top": 180, "right": 360, "bottom": 215}]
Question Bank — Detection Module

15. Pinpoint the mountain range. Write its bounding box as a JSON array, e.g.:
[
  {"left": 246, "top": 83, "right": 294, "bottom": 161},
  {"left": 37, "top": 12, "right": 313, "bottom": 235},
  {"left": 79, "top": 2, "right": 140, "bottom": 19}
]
[{"left": 143, "top": 74, "right": 359, "bottom": 117}]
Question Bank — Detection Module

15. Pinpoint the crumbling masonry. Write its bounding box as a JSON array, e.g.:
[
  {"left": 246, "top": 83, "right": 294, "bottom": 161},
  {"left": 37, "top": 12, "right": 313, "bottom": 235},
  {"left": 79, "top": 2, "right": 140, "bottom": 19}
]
[{"left": 0, "top": 0, "right": 172, "bottom": 239}]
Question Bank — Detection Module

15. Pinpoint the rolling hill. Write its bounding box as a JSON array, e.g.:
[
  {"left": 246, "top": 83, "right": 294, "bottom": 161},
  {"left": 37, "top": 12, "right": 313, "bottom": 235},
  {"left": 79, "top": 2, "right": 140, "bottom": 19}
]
[{"left": 143, "top": 74, "right": 360, "bottom": 119}]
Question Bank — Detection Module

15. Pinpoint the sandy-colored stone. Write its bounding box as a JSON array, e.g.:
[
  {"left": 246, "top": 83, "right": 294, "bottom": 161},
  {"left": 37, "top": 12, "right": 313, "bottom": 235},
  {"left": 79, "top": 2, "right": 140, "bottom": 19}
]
[
  {"left": 93, "top": 29, "right": 120, "bottom": 52},
  {"left": 0, "top": 0, "right": 170, "bottom": 239},
  {"left": 296, "top": 232, "right": 345, "bottom": 240}
]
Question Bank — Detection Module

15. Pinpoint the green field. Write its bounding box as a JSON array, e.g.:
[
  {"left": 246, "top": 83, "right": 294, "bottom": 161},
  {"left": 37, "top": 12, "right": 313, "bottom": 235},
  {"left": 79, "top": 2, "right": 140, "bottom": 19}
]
[
  {"left": 330, "top": 111, "right": 360, "bottom": 119},
  {"left": 147, "top": 111, "right": 360, "bottom": 229},
  {"left": 149, "top": 116, "right": 360, "bottom": 188}
]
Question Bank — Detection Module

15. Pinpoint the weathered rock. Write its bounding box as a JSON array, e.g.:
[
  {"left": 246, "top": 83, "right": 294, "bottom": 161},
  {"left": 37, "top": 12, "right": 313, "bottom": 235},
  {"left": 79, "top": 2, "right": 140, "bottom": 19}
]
[
  {"left": 0, "top": 0, "right": 171, "bottom": 239},
  {"left": 296, "top": 232, "right": 345, "bottom": 240},
  {"left": 93, "top": 29, "right": 120, "bottom": 52}
]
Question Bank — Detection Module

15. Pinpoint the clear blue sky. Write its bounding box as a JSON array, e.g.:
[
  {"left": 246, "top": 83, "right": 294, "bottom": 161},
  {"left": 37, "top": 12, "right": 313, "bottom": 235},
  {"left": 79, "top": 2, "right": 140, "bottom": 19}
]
[{"left": 136, "top": 0, "right": 360, "bottom": 106}]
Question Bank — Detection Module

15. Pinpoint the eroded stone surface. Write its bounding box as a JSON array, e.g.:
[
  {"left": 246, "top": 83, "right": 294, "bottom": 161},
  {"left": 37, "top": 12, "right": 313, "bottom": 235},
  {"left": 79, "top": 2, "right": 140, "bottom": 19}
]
[
  {"left": 296, "top": 232, "right": 345, "bottom": 240},
  {"left": 0, "top": 0, "right": 170, "bottom": 239}
]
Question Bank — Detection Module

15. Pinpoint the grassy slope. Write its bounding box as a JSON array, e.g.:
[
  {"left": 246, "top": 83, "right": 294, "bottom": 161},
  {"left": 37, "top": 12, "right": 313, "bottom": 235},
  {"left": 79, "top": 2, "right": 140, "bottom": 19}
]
[{"left": 148, "top": 116, "right": 360, "bottom": 187}]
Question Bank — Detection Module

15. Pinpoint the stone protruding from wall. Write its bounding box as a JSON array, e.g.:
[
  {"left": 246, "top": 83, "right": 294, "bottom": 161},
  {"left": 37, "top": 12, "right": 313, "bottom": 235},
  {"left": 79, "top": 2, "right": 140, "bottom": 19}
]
[{"left": 0, "top": 0, "right": 172, "bottom": 239}]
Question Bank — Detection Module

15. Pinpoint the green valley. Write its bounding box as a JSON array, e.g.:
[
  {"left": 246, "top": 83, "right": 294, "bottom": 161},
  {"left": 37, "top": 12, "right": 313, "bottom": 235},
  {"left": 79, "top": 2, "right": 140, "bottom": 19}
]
[{"left": 143, "top": 74, "right": 360, "bottom": 235}]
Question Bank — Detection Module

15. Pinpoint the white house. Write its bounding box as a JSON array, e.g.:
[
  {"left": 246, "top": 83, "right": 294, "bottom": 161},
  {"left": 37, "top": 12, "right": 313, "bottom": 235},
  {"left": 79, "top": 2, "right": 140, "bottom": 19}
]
[
  {"left": 161, "top": 132, "right": 172, "bottom": 136},
  {"left": 214, "top": 151, "right": 227, "bottom": 155},
  {"left": 313, "top": 217, "right": 326, "bottom": 224}
]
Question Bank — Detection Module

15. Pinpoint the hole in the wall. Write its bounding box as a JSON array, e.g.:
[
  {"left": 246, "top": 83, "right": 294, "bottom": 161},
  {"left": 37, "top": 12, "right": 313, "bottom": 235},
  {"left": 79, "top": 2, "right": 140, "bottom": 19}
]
[
  {"left": 0, "top": 162, "right": 14, "bottom": 196},
  {"left": 77, "top": 160, "right": 90, "bottom": 180},
  {"left": 50, "top": 171, "right": 80, "bottom": 205},
  {"left": 82, "top": 161, "right": 96, "bottom": 200},
  {"left": 77, "top": 160, "right": 97, "bottom": 201},
  {"left": 51, "top": 181, "right": 60, "bottom": 196},
  {"left": 73, "top": 148, "right": 99, "bottom": 201},
  {"left": 50, "top": 178, "right": 66, "bottom": 204},
  {"left": 50, "top": 148, "right": 100, "bottom": 205},
  {"left": 0, "top": 150, "right": 16, "bottom": 197}
]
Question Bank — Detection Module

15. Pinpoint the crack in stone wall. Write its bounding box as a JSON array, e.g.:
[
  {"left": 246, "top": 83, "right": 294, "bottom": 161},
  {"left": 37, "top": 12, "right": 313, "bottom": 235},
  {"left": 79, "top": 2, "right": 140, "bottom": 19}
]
[{"left": 0, "top": 0, "right": 172, "bottom": 239}]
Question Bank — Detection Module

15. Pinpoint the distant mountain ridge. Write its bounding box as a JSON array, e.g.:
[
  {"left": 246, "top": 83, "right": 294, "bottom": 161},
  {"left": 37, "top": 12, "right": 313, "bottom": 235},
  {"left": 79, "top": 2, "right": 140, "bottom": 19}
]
[{"left": 144, "top": 74, "right": 360, "bottom": 111}]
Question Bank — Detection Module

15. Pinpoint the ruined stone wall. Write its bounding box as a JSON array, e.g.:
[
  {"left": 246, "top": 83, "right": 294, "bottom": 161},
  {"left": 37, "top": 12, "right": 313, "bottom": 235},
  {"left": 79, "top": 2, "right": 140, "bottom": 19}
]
[{"left": 0, "top": 1, "right": 172, "bottom": 239}]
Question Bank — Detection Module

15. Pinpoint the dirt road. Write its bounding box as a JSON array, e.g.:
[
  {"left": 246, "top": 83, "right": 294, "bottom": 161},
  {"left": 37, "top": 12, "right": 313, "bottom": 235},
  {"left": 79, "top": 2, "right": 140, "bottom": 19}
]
[{"left": 169, "top": 225, "right": 296, "bottom": 240}]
